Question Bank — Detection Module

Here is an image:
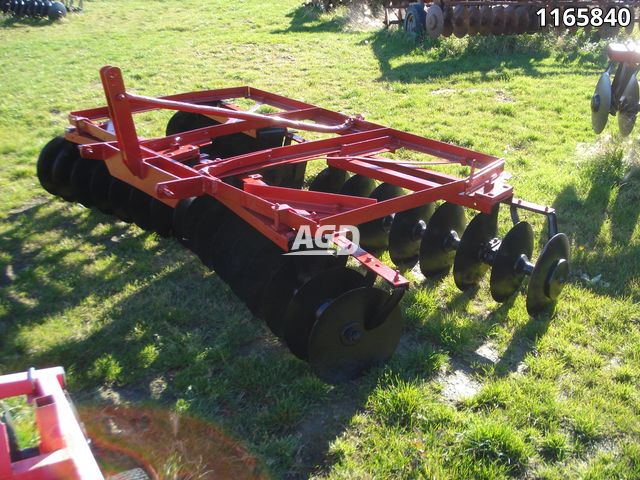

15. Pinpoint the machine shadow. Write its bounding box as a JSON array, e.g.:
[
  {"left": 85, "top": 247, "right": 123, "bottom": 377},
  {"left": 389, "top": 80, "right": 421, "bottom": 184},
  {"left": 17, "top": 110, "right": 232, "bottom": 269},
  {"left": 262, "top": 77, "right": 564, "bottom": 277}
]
[
  {"left": 1, "top": 199, "right": 445, "bottom": 478},
  {"left": 272, "top": 4, "right": 348, "bottom": 34},
  {"left": 368, "top": 29, "right": 601, "bottom": 84},
  {"left": 0, "top": 16, "right": 57, "bottom": 28}
]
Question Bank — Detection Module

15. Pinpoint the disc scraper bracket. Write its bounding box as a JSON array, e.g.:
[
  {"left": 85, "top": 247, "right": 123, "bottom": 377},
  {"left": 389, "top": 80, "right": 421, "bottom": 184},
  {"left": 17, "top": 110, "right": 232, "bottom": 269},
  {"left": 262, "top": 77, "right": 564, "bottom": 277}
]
[
  {"left": 592, "top": 42, "right": 640, "bottom": 136},
  {"left": 37, "top": 65, "right": 571, "bottom": 383}
]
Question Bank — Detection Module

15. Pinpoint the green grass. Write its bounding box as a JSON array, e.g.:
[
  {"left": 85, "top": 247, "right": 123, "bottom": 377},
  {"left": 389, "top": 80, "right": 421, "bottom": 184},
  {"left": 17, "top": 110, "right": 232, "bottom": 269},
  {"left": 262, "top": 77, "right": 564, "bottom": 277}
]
[{"left": 1, "top": 1, "right": 640, "bottom": 478}]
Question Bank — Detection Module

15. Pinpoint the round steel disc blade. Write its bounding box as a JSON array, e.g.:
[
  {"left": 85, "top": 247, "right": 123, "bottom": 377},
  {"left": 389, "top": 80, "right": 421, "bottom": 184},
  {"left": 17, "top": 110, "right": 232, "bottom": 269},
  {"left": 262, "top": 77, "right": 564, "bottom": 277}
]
[
  {"left": 37, "top": 136, "right": 66, "bottom": 196},
  {"left": 478, "top": 6, "right": 492, "bottom": 35},
  {"left": 128, "top": 188, "right": 155, "bottom": 231},
  {"left": 526, "top": 233, "right": 570, "bottom": 316},
  {"left": 192, "top": 201, "right": 225, "bottom": 266},
  {"left": 514, "top": 6, "right": 529, "bottom": 34},
  {"left": 592, "top": 72, "right": 612, "bottom": 134},
  {"left": 149, "top": 198, "right": 174, "bottom": 237},
  {"left": 504, "top": 6, "right": 517, "bottom": 34},
  {"left": 442, "top": 6, "right": 453, "bottom": 37},
  {"left": 453, "top": 210, "right": 498, "bottom": 290},
  {"left": 618, "top": 74, "right": 638, "bottom": 136},
  {"left": 225, "top": 225, "right": 272, "bottom": 296},
  {"left": 338, "top": 174, "right": 376, "bottom": 197},
  {"left": 489, "top": 222, "right": 534, "bottom": 302},
  {"left": 467, "top": 6, "right": 480, "bottom": 35},
  {"left": 425, "top": 4, "right": 444, "bottom": 39},
  {"left": 166, "top": 107, "right": 221, "bottom": 157},
  {"left": 526, "top": 7, "right": 540, "bottom": 33},
  {"left": 452, "top": 5, "right": 468, "bottom": 38},
  {"left": 207, "top": 213, "right": 249, "bottom": 279},
  {"left": 309, "top": 167, "right": 349, "bottom": 193},
  {"left": 389, "top": 203, "right": 434, "bottom": 271},
  {"left": 69, "top": 158, "right": 96, "bottom": 208},
  {"left": 234, "top": 241, "right": 285, "bottom": 312},
  {"left": 260, "top": 259, "right": 301, "bottom": 337},
  {"left": 359, "top": 183, "right": 404, "bottom": 256},
  {"left": 89, "top": 161, "right": 114, "bottom": 214},
  {"left": 308, "top": 286, "right": 404, "bottom": 384},
  {"left": 283, "top": 267, "right": 366, "bottom": 360},
  {"left": 419, "top": 202, "right": 466, "bottom": 277},
  {"left": 108, "top": 178, "right": 134, "bottom": 223},
  {"left": 51, "top": 142, "right": 80, "bottom": 201},
  {"left": 490, "top": 6, "right": 506, "bottom": 35},
  {"left": 173, "top": 197, "right": 197, "bottom": 246}
]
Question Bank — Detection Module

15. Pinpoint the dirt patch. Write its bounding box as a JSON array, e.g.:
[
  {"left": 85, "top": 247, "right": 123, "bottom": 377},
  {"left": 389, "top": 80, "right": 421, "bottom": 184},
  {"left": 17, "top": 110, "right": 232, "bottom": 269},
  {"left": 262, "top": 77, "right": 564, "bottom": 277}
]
[
  {"left": 438, "top": 360, "right": 482, "bottom": 402},
  {"left": 431, "top": 88, "right": 456, "bottom": 96}
]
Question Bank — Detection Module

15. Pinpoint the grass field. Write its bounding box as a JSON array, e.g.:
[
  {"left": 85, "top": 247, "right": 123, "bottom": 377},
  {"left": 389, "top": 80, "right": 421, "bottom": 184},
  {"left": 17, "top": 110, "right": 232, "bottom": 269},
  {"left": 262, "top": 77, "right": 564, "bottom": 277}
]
[{"left": 1, "top": 1, "right": 640, "bottom": 478}]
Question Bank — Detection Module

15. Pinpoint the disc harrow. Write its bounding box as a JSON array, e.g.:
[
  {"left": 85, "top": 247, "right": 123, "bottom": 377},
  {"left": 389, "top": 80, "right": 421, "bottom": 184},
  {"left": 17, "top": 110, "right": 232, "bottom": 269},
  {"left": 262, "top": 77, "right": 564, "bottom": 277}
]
[
  {"left": 37, "top": 65, "right": 571, "bottom": 383},
  {"left": 0, "top": 0, "right": 80, "bottom": 20},
  {"left": 387, "top": 1, "right": 637, "bottom": 40},
  {"left": 591, "top": 41, "right": 640, "bottom": 136}
]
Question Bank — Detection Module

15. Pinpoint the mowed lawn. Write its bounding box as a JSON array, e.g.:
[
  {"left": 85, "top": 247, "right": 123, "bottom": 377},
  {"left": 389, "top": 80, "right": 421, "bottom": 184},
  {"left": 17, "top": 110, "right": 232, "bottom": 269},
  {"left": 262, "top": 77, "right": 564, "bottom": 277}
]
[{"left": 1, "top": 1, "right": 640, "bottom": 478}]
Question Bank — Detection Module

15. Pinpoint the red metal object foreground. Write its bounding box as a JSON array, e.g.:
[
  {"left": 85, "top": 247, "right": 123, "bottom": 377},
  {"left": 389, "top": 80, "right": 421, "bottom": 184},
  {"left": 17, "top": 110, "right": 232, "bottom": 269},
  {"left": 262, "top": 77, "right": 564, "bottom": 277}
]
[{"left": 0, "top": 367, "right": 104, "bottom": 480}]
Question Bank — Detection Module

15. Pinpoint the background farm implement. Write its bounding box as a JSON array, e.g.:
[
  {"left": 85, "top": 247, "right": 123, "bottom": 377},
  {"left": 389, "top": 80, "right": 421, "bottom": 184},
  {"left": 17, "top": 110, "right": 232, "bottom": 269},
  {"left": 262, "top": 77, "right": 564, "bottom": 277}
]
[{"left": 36, "top": 66, "right": 571, "bottom": 383}]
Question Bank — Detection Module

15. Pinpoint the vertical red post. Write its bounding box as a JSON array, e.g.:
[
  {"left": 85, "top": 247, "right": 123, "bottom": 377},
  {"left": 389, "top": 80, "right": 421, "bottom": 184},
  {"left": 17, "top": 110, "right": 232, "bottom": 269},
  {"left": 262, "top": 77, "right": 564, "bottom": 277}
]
[{"left": 99, "top": 66, "right": 145, "bottom": 178}]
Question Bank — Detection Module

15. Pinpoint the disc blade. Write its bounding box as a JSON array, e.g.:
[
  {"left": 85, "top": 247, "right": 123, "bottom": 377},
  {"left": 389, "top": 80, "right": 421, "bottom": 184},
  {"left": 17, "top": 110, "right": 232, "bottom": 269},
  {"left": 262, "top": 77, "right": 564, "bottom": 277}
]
[
  {"left": 489, "top": 222, "right": 534, "bottom": 302},
  {"left": 308, "top": 286, "right": 404, "bottom": 384},
  {"left": 108, "top": 178, "right": 134, "bottom": 223},
  {"left": 89, "top": 161, "right": 114, "bottom": 214},
  {"left": 452, "top": 5, "right": 467, "bottom": 38},
  {"left": 514, "top": 6, "right": 529, "bottom": 34},
  {"left": 453, "top": 209, "right": 498, "bottom": 290},
  {"left": 69, "top": 158, "right": 96, "bottom": 208},
  {"left": 191, "top": 200, "right": 225, "bottom": 267},
  {"left": 51, "top": 142, "right": 80, "bottom": 201},
  {"left": 504, "top": 5, "right": 517, "bottom": 34},
  {"left": 490, "top": 6, "right": 506, "bottom": 35},
  {"left": 526, "top": 233, "right": 570, "bottom": 316},
  {"left": 225, "top": 225, "right": 273, "bottom": 296},
  {"left": 591, "top": 71, "right": 612, "bottom": 134},
  {"left": 419, "top": 202, "right": 466, "bottom": 277},
  {"left": 37, "top": 136, "right": 66, "bottom": 196},
  {"left": 207, "top": 213, "right": 250, "bottom": 280},
  {"left": 283, "top": 267, "right": 366, "bottom": 360},
  {"left": 478, "top": 6, "right": 492, "bottom": 35},
  {"left": 149, "top": 198, "right": 174, "bottom": 237},
  {"left": 128, "top": 188, "right": 155, "bottom": 231},
  {"left": 308, "top": 167, "right": 349, "bottom": 193},
  {"left": 389, "top": 203, "right": 434, "bottom": 271},
  {"left": 618, "top": 74, "right": 638, "bottom": 136},
  {"left": 234, "top": 242, "right": 285, "bottom": 313},
  {"left": 425, "top": 4, "right": 444, "bottom": 39},
  {"left": 358, "top": 183, "right": 404, "bottom": 256},
  {"left": 442, "top": 6, "right": 453, "bottom": 37},
  {"left": 466, "top": 6, "right": 480, "bottom": 35},
  {"left": 338, "top": 174, "right": 376, "bottom": 197}
]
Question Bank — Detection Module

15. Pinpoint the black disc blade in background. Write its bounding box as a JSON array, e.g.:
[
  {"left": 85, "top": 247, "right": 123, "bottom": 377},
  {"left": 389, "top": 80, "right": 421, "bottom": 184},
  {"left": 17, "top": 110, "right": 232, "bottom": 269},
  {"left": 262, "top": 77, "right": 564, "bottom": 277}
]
[
  {"left": 490, "top": 221, "right": 534, "bottom": 302},
  {"left": 338, "top": 175, "right": 376, "bottom": 197},
  {"left": 359, "top": 183, "right": 404, "bottom": 255},
  {"left": 89, "top": 161, "right": 114, "bottom": 214},
  {"left": 389, "top": 203, "right": 434, "bottom": 271},
  {"left": 108, "top": 178, "right": 134, "bottom": 223},
  {"left": 69, "top": 158, "right": 97, "bottom": 208},
  {"left": 149, "top": 198, "right": 174, "bottom": 237},
  {"left": 192, "top": 201, "right": 225, "bottom": 267},
  {"left": 419, "top": 202, "right": 466, "bottom": 277},
  {"left": 308, "top": 287, "right": 404, "bottom": 384},
  {"left": 309, "top": 167, "right": 349, "bottom": 193},
  {"left": 51, "top": 142, "right": 80, "bottom": 201},
  {"left": 526, "top": 233, "right": 570, "bottom": 316},
  {"left": 235, "top": 242, "right": 286, "bottom": 313},
  {"left": 618, "top": 73, "right": 639, "bottom": 136},
  {"left": 128, "top": 188, "right": 155, "bottom": 231},
  {"left": 453, "top": 210, "right": 498, "bottom": 290},
  {"left": 37, "top": 136, "right": 66, "bottom": 196},
  {"left": 258, "top": 258, "right": 300, "bottom": 337},
  {"left": 283, "top": 267, "right": 366, "bottom": 360}
]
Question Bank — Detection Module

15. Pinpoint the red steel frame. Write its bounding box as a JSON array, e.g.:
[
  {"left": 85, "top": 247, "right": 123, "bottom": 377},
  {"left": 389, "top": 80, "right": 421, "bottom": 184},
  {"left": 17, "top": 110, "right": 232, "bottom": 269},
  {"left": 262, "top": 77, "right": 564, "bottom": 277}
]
[
  {"left": 0, "top": 367, "right": 103, "bottom": 480},
  {"left": 66, "top": 66, "right": 554, "bottom": 287}
]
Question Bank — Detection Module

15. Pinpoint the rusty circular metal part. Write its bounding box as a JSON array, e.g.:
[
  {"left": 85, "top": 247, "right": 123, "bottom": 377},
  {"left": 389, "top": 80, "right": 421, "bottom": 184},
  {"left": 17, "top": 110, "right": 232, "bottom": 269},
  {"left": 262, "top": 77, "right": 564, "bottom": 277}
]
[
  {"left": 453, "top": 210, "right": 498, "bottom": 291},
  {"left": 307, "top": 286, "right": 403, "bottom": 384},
  {"left": 37, "top": 136, "right": 66, "bottom": 197},
  {"left": 452, "top": 5, "right": 468, "bottom": 38},
  {"left": 466, "top": 6, "right": 480, "bottom": 35},
  {"left": 526, "top": 233, "right": 570, "bottom": 316},
  {"left": 503, "top": 5, "right": 518, "bottom": 35},
  {"left": 283, "top": 267, "right": 366, "bottom": 360},
  {"left": 489, "top": 222, "right": 534, "bottom": 303},
  {"left": 309, "top": 166, "right": 349, "bottom": 193},
  {"left": 514, "top": 6, "right": 529, "bottom": 34},
  {"left": 490, "top": 6, "right": 506, "bottom": 35},
  {"left": 478, "top": 5, "right": 492, "bottom": 35},
  {"left": 442, "top": 5, "right": 453, "bottom": 37},
  {"left": 618, "top": 74, "right": 639, "bottom": 136},
  {"left": 425, "top": 3, "right": 444, "bottom": 40},
  {"left": 591, "top": 71, "right": 612, "bottom": 134}
]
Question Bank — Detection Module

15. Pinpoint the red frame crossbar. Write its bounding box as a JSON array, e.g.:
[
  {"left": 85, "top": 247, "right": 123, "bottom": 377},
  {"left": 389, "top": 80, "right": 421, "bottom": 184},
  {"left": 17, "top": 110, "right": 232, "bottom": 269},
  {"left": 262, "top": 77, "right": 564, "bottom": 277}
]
[
  {"left": 0, "top": 368, "right": 103, "bottom": 480},
  {"left": 65, "top": 66, "right": 553, "bottom": 287}
]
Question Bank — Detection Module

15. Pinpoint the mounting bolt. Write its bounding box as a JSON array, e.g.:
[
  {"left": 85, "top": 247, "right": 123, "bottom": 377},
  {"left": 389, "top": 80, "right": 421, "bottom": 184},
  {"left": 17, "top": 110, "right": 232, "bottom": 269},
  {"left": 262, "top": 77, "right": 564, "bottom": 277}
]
[{"left": 116, "top": 94, "right": 126, "bottom": 101}]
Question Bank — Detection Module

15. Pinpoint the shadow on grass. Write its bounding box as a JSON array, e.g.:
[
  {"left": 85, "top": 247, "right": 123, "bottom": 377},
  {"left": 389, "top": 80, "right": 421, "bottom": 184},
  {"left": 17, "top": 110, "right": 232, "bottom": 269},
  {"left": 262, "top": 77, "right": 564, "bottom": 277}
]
[
  {"left": 368, "top": 29, "right": 602, "bottom": 84},
  {"left": 271, "top": 4, "right": 348, "bottom": 34},
  {"left": 0, "top": 15, "right": 57, "bottom": 28},
  {"left": 0, "top": 198, "right": 447, "bottom": 479}
]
